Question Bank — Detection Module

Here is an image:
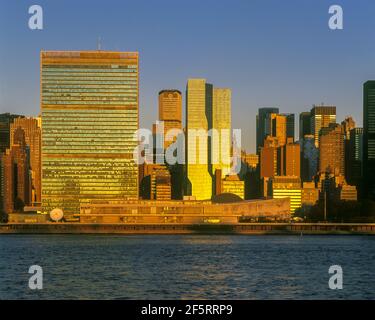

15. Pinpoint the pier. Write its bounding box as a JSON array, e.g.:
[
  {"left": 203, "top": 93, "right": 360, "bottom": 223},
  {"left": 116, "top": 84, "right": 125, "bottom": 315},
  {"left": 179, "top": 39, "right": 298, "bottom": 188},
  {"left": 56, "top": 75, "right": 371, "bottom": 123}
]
[{"left": 1, "top": 223, "right": 375, "bottom": 235}]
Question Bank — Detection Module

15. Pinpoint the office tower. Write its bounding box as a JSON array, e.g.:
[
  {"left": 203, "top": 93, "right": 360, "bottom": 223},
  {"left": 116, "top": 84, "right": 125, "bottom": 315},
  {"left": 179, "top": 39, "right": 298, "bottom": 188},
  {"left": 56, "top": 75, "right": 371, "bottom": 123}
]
[
  {"left": 341, "top": 117, "right": 356, "bottom": 140},
  {"left": 10, "top": 118, "right": 41, "bottom": 204},
  {"left": 41, "top": 51, "right": 139, "bottom": 218},
  {"left": 347, "top": 128, "right": 363, "bottom": 188},
  {"left": 256, "top": 107, "right": 279, "bottom": 153},
  {"left": 240, "top": 152, "right": 260, "bottom": 200},
  {"left": 242, "top": 153, "right": 259, "bottom": 170},
  {"left": 221, "top": 174, "right": 245, "bottom": 199},
  {"left": 0, "top": 113, "right": 24, "bottom": 153},
  {"left": 302, "top": 182, "right": 319, "bottom": 207},
  {"left": 300, "top": 134, "right": 318, "bottom": 181},
  {"left": 342, "top": 117, "right": 356, "bottom": 182},
  {"left": 319, "top": 173, "right": 357, "bottom": 203},
  {"left": 337, "top": 184, "right": 358, "bottom": 201},
  {"left": 310, "top": 105, "right": 336, "bottom": 147},
  {"left": 260, "top": 136, "right": 278, "bottom": 179},
  {"left": 363, "top": 81, "right": 375, "bottom": 199},
  {"left": 270, "top": 176, "right": 302, "bottom": 213},
  {"left": 158, "top": 90, "right": 182, "bottom": 149},
  {"left": 0, "top": 128, "right": 31, "bottom": 214},
  {"left": 299, "top": 111, "right": 311, "bottom": 140},
  {"left": 212, "top": 88, "right": 231, "bottom": 178},
  {"left": 283, "top": 113, "right": 295, "bottom": 141},
  {"left": 140, "top": 164, "right": 171, "bottom": 200},
  {"left": 185, "top": 79, "right": 212, "bottom": 200},
  {"left": 279, "top": 137, "right": 300, "bottom": 177},
  {"left": 319, "top": 123, "right": 345, "bottom": 176},
  {"left": 266, "top": 113, "right": 287, "bottom": 146}
]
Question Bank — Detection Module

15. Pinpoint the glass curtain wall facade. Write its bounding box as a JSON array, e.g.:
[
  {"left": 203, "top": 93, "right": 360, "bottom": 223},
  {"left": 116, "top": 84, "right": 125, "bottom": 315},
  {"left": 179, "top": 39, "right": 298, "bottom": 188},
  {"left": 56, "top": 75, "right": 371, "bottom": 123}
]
[
  {"left": 186, "top": 79, "right": 212, "bottom": 200},
  {"left": 212, "top": 88, "right": 231, "bottom": 178},
  {"left": 41, "top": 51, "right": 139, "bottom": 218}
]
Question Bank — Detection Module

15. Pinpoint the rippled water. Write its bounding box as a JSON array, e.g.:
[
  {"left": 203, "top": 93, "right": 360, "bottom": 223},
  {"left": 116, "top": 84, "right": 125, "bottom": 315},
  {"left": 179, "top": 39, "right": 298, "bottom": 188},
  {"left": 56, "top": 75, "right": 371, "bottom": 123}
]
[{"left": 0, "top": 235, "right": 374, "bottom": 299}]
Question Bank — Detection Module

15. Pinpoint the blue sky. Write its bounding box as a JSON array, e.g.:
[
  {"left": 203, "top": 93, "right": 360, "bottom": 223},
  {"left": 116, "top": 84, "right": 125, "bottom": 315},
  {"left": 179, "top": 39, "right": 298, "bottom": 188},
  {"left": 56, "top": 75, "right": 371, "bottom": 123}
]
[{"left": 1, "top": 0, "right": 375, "bottom": 152}]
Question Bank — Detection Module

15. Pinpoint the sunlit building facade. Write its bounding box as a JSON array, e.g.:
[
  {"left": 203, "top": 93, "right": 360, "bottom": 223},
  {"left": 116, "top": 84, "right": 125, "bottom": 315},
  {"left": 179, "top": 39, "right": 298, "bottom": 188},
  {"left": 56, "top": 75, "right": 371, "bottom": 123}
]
[
  {"left": 319, "top": 123, "right": 345, "bottom": 176},
  {"left": 256, "top": 107, "right": 279, "bottom": 153},
  {"left": 185, "top": 79, "right": 212, "bottom": 200},
  {"left": 10, "top": 117, "right": 41, "bottom": 204},
  {"left": 270, "top": 176, "right": 302, "bottom": 213},
  {"left": 41, "top": 51, "right": 139, "bottom": 218},
  {"left": 158, "top": 90, "right": 182, "bottom": 150},
  {"left": 221, "top": 175, "right": 245, "bottom": 199},
  {"left": 266, "top": 113, "right": 287, "bottom": 147},
  {"left": 311, "top": 105, "right": 336, "bottom": 148},
  {"left": 212, "top": 88, "right": 231, "bottom": 178},
  {"left": 0, "top": 113, "right": 24, "bottom": 153}
]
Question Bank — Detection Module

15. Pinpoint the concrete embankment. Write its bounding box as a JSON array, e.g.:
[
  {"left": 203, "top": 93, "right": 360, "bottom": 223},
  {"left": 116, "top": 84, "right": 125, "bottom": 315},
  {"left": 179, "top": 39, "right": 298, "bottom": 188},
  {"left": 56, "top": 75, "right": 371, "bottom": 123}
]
[{"left": 1, "top": 223, "right": 375, "bottom": 235}]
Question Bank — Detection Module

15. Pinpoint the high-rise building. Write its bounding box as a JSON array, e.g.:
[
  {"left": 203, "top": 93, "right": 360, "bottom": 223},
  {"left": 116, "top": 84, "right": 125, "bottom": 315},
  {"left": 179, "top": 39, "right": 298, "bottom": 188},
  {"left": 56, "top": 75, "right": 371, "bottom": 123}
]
[
  {"left": 311, "top": 105, "right": 336, "bottom": 147},
  {"left": 337, "top": 184, "right": 358, "bottom": 202},
  {"left": 299, "top": 111, "right": 311, "bottom": 140},
  {"left": 302, "top": 182, "right": 319, "bottom": 207},
  {"left": 242, "top": 153, "right": 259, "bottom": 170},
  {"left": 283, "top": 113, "right": 295, "bottom": 141},
  {"left": 342, "top": 117, "right": 356, "bottom": 183},
  {"left": 0, "top": 113, "right": 24, "bottom": 153},
  {"left": 270, "top": 176, "right": 302, "bottom": 213},
  {"left": 266, "top": 113, "right": 287, "bottom": 146},
  {"left": 41, "top": 51, "right": 139, "bottom": 218},
  {"left": 347, "top": 128, "right": 363, "bottom": 188},
  {"left": 260, "top": 136, "right": 278, "bottom": 179},
  {"left": 319, "top": 123, "right": 344, "bottom": 176},
  {"left": 158, "top": 90, "right": 182, "bottom": 149},
  {"left": 185, "top": 79, "right": 212, "bottom": 200},
  {"left": 212, "top": 88, "right": 231, "bottom": 178},
  {"left": 341, "top": 116, "right": 356, "bottom": 140},
  {"left": 140, "top": 164, "right": 171, "bottom": 200},
  {"left": 300, "top": 134, "right": 318, "bottom": 182},
  {"left": 278, "top": 138, "right": 300, "bottom": 177},
  {"left": 221, "top": 174, "right": 245, "bottom": 199},
  {"left": 0, "top": 128, "right": 31, "bottom": 214},
  {"left": 363, "top": 81, "right": 375, "bottom": 199},
  {"left": 10, "top": 118, "right": 41, "bottom": 204},
  {"left": 256, "top": 107, "right": 279, "bottom": 153}
]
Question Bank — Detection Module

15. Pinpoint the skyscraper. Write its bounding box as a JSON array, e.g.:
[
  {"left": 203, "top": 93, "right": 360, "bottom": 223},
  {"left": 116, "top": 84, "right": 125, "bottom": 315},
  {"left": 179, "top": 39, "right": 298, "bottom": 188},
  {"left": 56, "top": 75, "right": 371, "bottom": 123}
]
[
  {"left": 260, "top": 136, "right": 278, "bottom": 179},
  {"left": 283, "top": 113, "right": 295, "bottom": 141},
  {"left": 266, "top": 113, "right": 287, "bottom": 146},
  {"left": 270, "top": 176, "right": 302, "bottom": 213},
  {"left": 319, "top": 123, "right": 344, "bottom": 176},
  {"left": 341, "top": 116, "right": 356, "bottom": 140},
  {"left": 212, "top": 88, "right": 231, "bottom": 178},
  {"left": 140, "top": 164, "right": 171, "bottom": 200},
  {"left": 278, "top": 138, "right": 300, "bottom": 177},
  {"left": 41, "top": 51, "right": 139, "bottom": 218},
  {"left": 185, "top": 79, "right": 212, "bottom": 200},
  {"left": 310, "top": 105, "right": 336, "bottom": 147},
  {"left": 0, "top": 113, "right": 24, "bottom": 153},
  {"left": 347, "top": 127, "right": 363, "bottom": 189},
  {"left": 341, "top": 116, "right": 356, "bottom": 182},
  {"left": 363, "top": 80, "right": 375, "bottom": 199},
  {"left": 300, "top": 134, "right": 318, "bottom": 182},
  {"left": 256, "top": 107, "right": 279, "bottom": 153},
  {"left": 158, "top": 90, "right": 182, "bottom": 149},
  {"left": 299, "top": 111, "right": 311, "bottom": 140},
  {"left": 10, "top": 118, "right": 41, "bottom": 204},
  {"left": 0, "top": 128, "right": 31, "bottom": 214}
]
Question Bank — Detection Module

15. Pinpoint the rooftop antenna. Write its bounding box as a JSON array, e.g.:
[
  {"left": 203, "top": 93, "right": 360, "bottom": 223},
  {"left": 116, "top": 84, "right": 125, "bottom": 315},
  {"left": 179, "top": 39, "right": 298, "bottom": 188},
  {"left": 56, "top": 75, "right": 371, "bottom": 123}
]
[{"left": 97, "top": 36, "right": 102, "bottom": 51}]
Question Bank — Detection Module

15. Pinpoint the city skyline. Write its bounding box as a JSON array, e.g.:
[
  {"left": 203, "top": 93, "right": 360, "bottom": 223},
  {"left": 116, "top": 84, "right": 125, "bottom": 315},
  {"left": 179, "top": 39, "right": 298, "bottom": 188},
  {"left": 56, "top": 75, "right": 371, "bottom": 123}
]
[{"left": 2, "top": 0, "right": 375, "bottom": 152}]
